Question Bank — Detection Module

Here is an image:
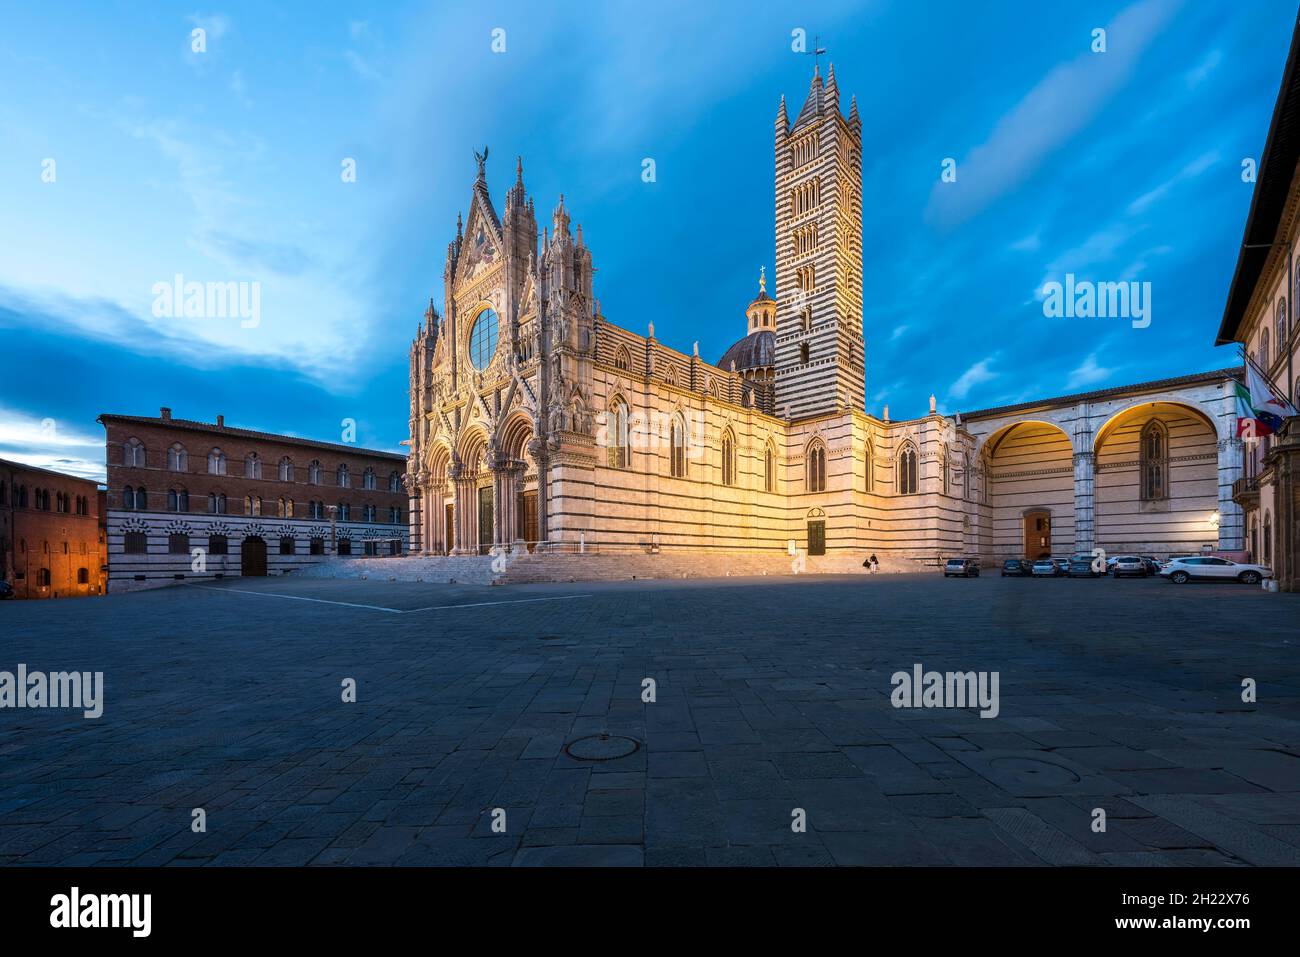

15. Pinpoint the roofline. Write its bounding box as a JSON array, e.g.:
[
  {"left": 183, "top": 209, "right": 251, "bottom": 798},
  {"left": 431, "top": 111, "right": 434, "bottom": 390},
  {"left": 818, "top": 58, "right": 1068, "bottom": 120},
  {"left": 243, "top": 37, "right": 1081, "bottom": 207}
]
[
  {"left": 96, "top": 414, "right": 407, "bottom": 461},
  {"left": 1216, "top": 13, "right": 1300, "bottom": 346},
  {"left": 0, "top": 456, "right": 104, "bottom": 487},
  {"left": 961, "top": 367, "right": 1242, "bottom": 421}
]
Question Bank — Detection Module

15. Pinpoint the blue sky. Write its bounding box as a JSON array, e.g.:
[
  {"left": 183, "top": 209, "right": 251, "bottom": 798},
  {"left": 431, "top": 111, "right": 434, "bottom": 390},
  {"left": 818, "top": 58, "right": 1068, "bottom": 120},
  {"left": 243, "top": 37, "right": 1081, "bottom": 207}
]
[{"left": 0, "top": 0, "right": 1294, "bottom": 480}]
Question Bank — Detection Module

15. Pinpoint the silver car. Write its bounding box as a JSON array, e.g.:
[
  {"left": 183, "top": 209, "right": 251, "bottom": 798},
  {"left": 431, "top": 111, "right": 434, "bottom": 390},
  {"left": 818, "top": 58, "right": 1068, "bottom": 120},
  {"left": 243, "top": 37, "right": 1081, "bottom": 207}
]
[{"left": 1111, "top": 556, "right": 1147, "bottom": 578}]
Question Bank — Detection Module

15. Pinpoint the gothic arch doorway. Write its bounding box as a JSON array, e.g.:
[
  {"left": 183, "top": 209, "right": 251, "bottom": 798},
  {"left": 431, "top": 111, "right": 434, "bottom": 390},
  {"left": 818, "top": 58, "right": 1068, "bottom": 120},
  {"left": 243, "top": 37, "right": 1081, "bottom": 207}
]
[{"left": 807, "top": 507, "right": 826, "bottom": 557}]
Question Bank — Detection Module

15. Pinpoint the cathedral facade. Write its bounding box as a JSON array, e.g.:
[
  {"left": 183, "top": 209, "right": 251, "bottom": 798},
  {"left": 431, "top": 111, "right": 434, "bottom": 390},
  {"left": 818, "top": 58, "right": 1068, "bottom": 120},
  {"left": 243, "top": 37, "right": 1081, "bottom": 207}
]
[{"left": 406, "top": 67, "right": 1245, "bottom": 565}]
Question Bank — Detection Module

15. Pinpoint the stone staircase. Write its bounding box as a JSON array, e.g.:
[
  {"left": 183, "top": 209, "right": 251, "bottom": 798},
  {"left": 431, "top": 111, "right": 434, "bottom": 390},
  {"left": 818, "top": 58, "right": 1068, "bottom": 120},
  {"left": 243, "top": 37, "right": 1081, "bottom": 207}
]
[
  {"left": 495, "top": 550, "right": 930, "bottom": 584},
  {"left": 290, "top": 555, "right": 498, "bottom": 585}
]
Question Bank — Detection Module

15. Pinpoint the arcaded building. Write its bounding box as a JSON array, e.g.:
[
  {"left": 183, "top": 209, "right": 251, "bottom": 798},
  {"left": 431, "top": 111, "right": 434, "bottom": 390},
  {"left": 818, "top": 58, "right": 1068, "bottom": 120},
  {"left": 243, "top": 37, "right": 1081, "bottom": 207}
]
[
  {"left": 1217, "top": 15, "right": 1300, "bottom": 592},
  {"left": 0, "top": 458, "right": 106, "bottom": 599},
  {"left": 99, "top": 408, "right": 408, "bottom": 591},
  {"left": 405, "top": 66, "right": 1244, "bottom": 566}
]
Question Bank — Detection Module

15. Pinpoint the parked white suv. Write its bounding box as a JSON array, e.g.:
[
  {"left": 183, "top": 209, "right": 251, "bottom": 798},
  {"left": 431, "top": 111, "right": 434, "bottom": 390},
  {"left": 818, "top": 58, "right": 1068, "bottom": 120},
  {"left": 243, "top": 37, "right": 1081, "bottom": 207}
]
[{"left": 1160, "top": 556, "right": 1272, "bottom": 585}]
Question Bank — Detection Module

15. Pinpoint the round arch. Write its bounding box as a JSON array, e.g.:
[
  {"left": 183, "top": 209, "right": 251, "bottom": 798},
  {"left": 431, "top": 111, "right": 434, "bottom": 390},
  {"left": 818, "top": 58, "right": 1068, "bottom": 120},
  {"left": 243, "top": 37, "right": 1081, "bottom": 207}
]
[{"left": 1092, "top": 399, "right": 1220, "bottom": 452}]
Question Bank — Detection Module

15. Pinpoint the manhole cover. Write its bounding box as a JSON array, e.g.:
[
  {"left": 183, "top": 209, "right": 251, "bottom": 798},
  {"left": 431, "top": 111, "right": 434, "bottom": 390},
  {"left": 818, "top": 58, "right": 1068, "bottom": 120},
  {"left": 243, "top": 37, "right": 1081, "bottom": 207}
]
[{"left": 564, "top": 734, "right": 642, "bottom": 761}]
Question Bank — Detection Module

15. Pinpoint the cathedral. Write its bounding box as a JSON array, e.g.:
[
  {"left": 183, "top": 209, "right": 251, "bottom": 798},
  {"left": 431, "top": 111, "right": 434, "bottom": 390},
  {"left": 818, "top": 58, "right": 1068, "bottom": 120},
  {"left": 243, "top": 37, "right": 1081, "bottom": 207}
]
[{"left": 406, "top": 66, "right": 1245, "bottom": 566}]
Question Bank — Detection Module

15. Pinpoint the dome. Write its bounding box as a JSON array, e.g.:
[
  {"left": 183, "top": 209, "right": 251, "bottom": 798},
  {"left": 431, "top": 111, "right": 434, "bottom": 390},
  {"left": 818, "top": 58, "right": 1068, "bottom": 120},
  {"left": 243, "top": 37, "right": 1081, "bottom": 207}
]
[{"left": 718, "top": 329, "right": 776, "bottom": 372}]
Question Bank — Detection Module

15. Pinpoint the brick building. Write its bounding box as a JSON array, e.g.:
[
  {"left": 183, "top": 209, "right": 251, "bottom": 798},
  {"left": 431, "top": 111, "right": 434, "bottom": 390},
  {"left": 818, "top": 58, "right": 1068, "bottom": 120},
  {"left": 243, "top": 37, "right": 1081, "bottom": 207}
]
[
  {"left": 0, "top": 458, "right": 106, "bottom": 599},
  {"left": 98, "top": 408, "right": 408, "bottom": 591}
]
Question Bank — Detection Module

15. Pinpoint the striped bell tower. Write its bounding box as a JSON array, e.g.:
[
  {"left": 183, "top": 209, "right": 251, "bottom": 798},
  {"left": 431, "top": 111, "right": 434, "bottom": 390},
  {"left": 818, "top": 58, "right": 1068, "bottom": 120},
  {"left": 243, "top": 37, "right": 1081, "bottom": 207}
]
[{"left": 773, "top": 64, "right": 865, "bottom": 419}]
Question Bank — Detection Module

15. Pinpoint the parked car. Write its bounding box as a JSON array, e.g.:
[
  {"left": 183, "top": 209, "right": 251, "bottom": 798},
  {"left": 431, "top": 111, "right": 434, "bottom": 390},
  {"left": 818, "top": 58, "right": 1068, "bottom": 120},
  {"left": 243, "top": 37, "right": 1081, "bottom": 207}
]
[
  {"left": 0, "top": 580, "right": 13, "bottom": 599},
  {"left": 1067, "top": 557, "right": 1101, "bottom": 578},
  {"left": 1160, "top": 556, "right": 1273, "bottom": 585},
  {"left": 1001, "top": 559, "right": 1032, "bottom": 577},
  {"left": 1053, "top": 559, "right": 1071, "bottom": 574},
  {"left": 1030, "top": 559, "right": 1062, "bottom": 577},
  {"left": 1110, "top": 555, "right": 1147, "bottom": 578},
  {"left": 944, "top": 558, "right": 980, "bottom": 578},
  {"left": 1140, "top": 556, "right": 1161, "bottom": 576}
]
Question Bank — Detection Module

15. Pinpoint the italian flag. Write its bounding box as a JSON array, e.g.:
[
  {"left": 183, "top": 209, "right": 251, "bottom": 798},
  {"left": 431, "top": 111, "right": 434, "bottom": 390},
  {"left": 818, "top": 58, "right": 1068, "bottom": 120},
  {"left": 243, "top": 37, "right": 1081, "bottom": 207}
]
[{"left": 1237, "top": 361, "right": 1298, "bottom": 438}]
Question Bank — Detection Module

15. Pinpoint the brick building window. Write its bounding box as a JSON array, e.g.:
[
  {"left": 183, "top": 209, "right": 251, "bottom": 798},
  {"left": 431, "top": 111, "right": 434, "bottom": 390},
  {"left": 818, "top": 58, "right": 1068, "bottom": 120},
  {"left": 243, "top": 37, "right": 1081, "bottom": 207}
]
[
  {"left": 388, "top": 472, "right": 401, "bottom": 493},
  {"left": 208, "top": 493, "right": 227, "bottom": 514},
  {"left": 168, "top": 443, "right": 187, "bottom": 471},
  {"left": 338, "top": 538, "right": 352, "bottom": 556},
  {"left": 123, "top": 437, "right": 145, "bottom": 467},
  {"left": 338, "top": 503, "right": 350, "bottom": 522},
  {"left": 168, "top": 533, "right": 189, "bottom": 554},
  {"left": 389, "top": 506, "right": 401, "bottom": 523},
  {"left": 309, "top": 460, "right": 322, "bottom": 484},
  {"left": 309, "top": 537, "right": 325, "bottom": 555},
  {"left": 37, "top": 568, "right": 51, "bottom": 587},
  {"left": 363, "top": 467, "right": 376, "bottom": 490},
  {"left": 279, "top": 457, "right": 294, "bottom": 481},
  {"left": 337, "top": 464, "right": 350, "bottom": 487},
  {"left": 279, "top": 537, "right": 295, "bottom": 555},
  {"left": 209, "top": 534, "right": 228, "bottom": 555},
  {"left": 363, "top": 504, "right": 376, "bottom": 522},
  {"left": 208, "top": 448, "right": 227, "bottom": 475},
  {"left": 124, "top": 532, "right": 147, "bottom": 554},
  {"left": 245, "top": 453, "right": 262, "bottom": 480},
  {"left": 168, "top": 488, "right": 189, "bottom": 512}
]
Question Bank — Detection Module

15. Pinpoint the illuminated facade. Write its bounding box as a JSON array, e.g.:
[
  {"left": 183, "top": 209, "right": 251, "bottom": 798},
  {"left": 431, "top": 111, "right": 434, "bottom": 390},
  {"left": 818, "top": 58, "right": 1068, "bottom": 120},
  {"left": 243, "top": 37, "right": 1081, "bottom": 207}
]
[{"left": 406, "top": 67, "right": 1243, "bottom": 565}]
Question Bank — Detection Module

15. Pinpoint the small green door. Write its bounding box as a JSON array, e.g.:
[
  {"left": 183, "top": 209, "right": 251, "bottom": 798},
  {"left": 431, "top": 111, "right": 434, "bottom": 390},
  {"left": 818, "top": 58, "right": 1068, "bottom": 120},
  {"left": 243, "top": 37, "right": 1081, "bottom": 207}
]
[
  {"left": 477, "top": 486, "right": 494, "bottom": 555},
  {"left": 807, "top": 520, "right": 826, "bottom": 556}
]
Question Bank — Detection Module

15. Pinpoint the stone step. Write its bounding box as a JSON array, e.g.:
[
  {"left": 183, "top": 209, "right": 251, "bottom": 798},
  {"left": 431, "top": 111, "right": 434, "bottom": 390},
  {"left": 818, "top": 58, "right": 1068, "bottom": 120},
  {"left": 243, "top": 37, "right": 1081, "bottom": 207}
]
[{"left": 495, "top": 551, "right": 929, "bottom": 584}]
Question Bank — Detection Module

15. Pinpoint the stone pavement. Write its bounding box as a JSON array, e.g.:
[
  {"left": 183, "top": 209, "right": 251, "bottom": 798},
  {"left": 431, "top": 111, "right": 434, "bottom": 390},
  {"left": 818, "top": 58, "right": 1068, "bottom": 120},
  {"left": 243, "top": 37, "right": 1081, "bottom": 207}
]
[{"left": 0, "top": 573, "right": 1297, "bottom": 866}]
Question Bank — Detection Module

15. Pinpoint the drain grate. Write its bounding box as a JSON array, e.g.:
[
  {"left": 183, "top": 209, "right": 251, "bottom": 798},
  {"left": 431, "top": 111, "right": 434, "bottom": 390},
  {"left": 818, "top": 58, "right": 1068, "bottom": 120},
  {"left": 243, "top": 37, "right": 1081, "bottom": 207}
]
[{"left": 564, "top": 733, "right": 642, "bottom": 762}]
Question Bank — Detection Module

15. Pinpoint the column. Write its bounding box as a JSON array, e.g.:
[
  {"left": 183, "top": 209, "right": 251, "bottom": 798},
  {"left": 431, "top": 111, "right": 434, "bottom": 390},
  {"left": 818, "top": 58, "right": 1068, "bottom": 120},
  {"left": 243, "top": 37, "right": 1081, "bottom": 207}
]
[
  {"left": 1217, "top": 437, "right": 1244, "bottom": 551},
  {"left": 490, "top": 460, "right": 520, "bottom": 549},
  {"left": 1073, "top": 450, "right": 1095, "bottom": 555},
  {"left": 448, "top": 462, "right": 474, "bottom": 555},
  {"left": 528, "top": 438, "right": 549, "bottom": 544}
]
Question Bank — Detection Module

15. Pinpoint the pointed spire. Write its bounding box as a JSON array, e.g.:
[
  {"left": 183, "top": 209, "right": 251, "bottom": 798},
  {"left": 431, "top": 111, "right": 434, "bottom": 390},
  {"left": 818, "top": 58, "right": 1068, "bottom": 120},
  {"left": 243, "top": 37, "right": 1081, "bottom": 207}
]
[
  {"left": 456, "top": 212, "right": 463, "bottom": 240},
  {"left": 849, "top": 94, "right": 859, "bottom": 124},
  {"left": 776, "top": 94, "right": 788, "bottom": 130},
  {"left": 515, "top": 155, "right": 523, "bottom": 186},
  {"left": 825, "top": 63, "right": 839, "bottom": 111}
]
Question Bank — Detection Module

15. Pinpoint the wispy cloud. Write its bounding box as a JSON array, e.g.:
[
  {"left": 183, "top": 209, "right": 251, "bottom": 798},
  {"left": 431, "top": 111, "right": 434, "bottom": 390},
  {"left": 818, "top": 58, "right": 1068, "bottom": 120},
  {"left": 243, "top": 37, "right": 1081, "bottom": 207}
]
[
  {"left": 948, "top": 356, "right": 999, "bottom": 401},
  {"left": 926, "top": 0, "right": 1183, "bottom": 228}
]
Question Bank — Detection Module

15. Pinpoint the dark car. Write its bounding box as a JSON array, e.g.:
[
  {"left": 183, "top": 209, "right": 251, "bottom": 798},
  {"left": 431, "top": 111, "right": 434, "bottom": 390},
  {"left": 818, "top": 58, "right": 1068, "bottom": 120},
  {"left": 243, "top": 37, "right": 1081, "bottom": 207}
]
[
  {"left": 0, "top": 580, "right": 14, "bottom": 599},
  {"left": 1067, "top": 557, "right": 1101, "bottom": 578},
  {"left": 1001, "top": 559, "right": 1032, "bottom": 577},
  {"left": 944, "top": 558, "right": 980, "bottom": 578}
]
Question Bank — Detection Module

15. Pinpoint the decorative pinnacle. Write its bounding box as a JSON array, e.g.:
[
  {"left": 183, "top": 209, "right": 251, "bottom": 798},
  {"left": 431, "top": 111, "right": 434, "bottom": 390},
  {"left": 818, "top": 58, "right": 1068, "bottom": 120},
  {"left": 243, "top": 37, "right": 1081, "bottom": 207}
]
[{"left": 759, "top": 265, "right": 766, "bottom": 294}]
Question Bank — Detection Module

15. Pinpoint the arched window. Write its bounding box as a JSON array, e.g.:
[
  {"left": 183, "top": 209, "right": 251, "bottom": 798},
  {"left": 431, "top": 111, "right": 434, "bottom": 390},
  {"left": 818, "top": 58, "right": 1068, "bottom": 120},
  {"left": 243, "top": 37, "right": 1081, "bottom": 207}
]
[
  {"left": 764, "top": 442, "right": 776, "bottom": 493},
  {"left": 720, "top": 429, "right": 736, "bottom": 487},
  {"left": 208, "top": 492, "right": 227, "bottom": 514},
  {"left": 285, "top": 498, "right": 294, "bottom": 519},
  {"left": 208, "top": 448, "right": 226, "bottom": 475},
  {"left": 389, "top": 471, "right": 401, "bottom": 493},
  {"left": 279, "top": 457, "right": 294, "bottom": 481},
  {"left": 614, "top": 346, "right": 631, "bottom": 372},
  {"left": 167, "top": 488, "right": 188, "bottom": 512},
  {"left": 17, "top": 485, "right": 27, "bottom": 507},
  {"left": 669, "top": 415, "right": 686, "bottom": 478},
  {"left": 123, "top": 437, "right": 145, "bottom": 467},
  {"left": 962, "top": 452, "right": 971, "bottom": 500},
  {"left": 337, "top": 464, "right": 350, "bottom": 487},
  {"left": 338, "top": 502, "right": 351, "bottom": 522},
  {"left": 864, "top": 439, "right": 874, "bottom": 492},
  {"left": 363, "top": 467, "right": 376, "bottom": 490},
  {"left": 389, "top": 506, "right": 401, "bottom": 523},
  {"left": 799, "top": 342, "right": 810, "bottom": 364},
  {"left": 806, "top": 441, "right": 826, "bottom": 492},
  {"left": 1139, "top": 420, "right": 1168, "bottom": 501},
  {"left": 607, "top": 398, "right": 630, "bottom": 469},
  {"left": 123, "top": 485, "right": 134, "bottom": 510},
  {"left": 1260, "top": 328, "right": 1271, "bottom": 371},
  {"left": 941, "top": 444, "right": 951, "bottom": 495},
  {"left": 168, "top": 443, "right": 187, "bottom": 471},
  {"left": 897, "top": 444, "right": 918, "bottom": 495},
  {"left": 309, "top": 460, "right": 323, "bottom": 484},
  {"left": 245, "top": 453, "right": 262, "bottom": 480},
  {"left": 244, "top": 495, "right": 253, "bottom": 515},
  {"left": 135, "top": 487, "right": 147, "bottom": 510},
  {"left": 277, "top": 497, "right": 286, "bottom": 518},
  {"left": 1278, "top": 298, "right": 1288, "bottom": 349}
]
